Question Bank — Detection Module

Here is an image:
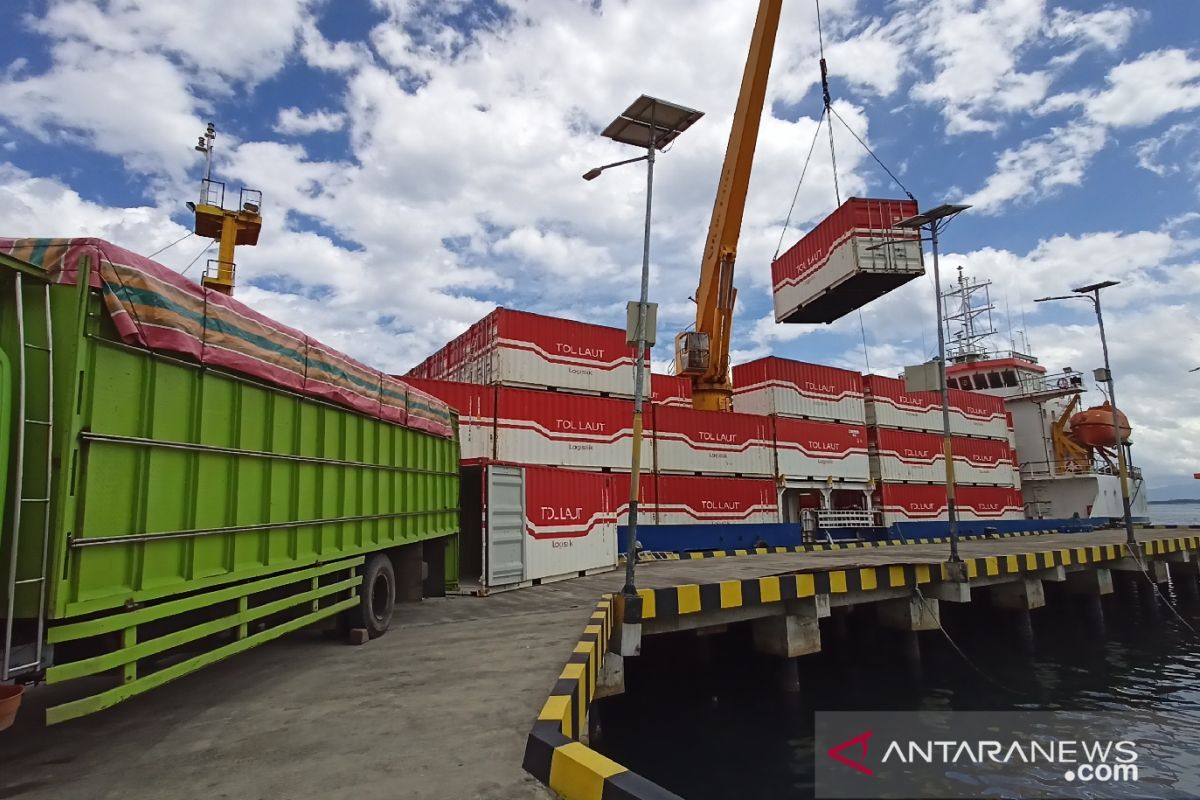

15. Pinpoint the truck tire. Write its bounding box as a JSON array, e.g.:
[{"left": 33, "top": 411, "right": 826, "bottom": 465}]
[{"left": 349, "top": 553, "right": 396, "bottom": 639}]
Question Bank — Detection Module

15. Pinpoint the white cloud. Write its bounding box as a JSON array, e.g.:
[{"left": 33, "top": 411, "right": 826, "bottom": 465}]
[
  {"left": 905, "top": 0, "right": 1052, "bottom": 134},
  {"left": 274, "top": 107, "right": 347, "bottom": 135},
  {"left": 1135, "top": 122, "right": 1200, "bottom": 178},
  {"left": 0, "top": 164, "right": 191, "bottom": 263},
  {"left": 1084, "top": 48, "right": 1200, "bottom": 128},
  {"left": 0, "top": 43, "right": 203, "bottom": 181},
  {"left": 32, "top": 0, "right": 314, "bottom": 85},
  {"left": 961, "top": 121, "right": 1107, "bottom": 212},
  {"left": 971, "top": 44, "right": 1200, "bottom": 211},
  {"left": 0, "top": 0, "right": 317, "bottom": 182},
  {"left": 1046, "top": 7, "right": 1140, "bottom": 53}
]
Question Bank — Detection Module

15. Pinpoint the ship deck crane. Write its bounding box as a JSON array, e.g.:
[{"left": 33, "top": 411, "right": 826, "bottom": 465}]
[
  {"left": 674, "top": 0, "right": 783, "bottom": 411},
  {"left": 188, "top": 123, "right": 263, "bottom": 296}
]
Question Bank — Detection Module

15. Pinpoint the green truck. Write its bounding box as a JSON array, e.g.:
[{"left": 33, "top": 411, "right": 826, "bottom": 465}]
[{"left": 0, "top": 239, "right": 460, "bottom": 725}]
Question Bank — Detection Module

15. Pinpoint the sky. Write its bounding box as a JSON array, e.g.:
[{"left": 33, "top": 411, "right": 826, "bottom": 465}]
[{"left": 1, "top": 0, "right": 1198, "bottom": 491}]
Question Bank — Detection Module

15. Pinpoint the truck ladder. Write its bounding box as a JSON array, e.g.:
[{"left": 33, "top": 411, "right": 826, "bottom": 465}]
[{"left": 3, "top": 273, "right": 55, "bottom": 680}]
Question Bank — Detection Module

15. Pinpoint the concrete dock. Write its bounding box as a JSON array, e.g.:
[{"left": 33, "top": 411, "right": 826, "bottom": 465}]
[{"left": 2, "top": 529, "right": 1198, "bottom": 800}]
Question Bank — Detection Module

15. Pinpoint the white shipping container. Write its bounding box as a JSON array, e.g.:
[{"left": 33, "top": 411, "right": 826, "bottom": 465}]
[
  {"left": 493, "top": 387, "right": 650, "bottom": 471},
  {"left": 466, "top": 464, "right": 618, "bottom": 589},
  {"left": 652, "top": 406, "right": 774, "bottom": 476},
  {"left": 410, "top": 308, "right": 646, "bottom": 397},
  {"left": 652, "top": 475, "right": 780, "bottom": 525},
  {"left": 732, "top": 357, "right": 865, "bottom": 422},
  {"left": 772, "top": 198, "right": 924, "bottom": 325},
  {"left": 773, "top": 417, "right": 870, "bottom": 481}
]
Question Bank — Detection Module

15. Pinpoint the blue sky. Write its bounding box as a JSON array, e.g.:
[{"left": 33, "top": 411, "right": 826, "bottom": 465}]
[{"left": 1, "top": 0, "right": 1198, "bottom": 487}]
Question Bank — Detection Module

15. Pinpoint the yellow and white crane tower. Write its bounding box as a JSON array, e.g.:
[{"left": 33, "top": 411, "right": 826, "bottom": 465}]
[{"left": 188, "top": 123, "right": 263, "bottom": 295}]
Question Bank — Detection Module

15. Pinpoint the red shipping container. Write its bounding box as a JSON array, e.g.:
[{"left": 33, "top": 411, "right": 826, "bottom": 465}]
[
  {"left": 772, "top": 198, "right": 923, "bottom": 324},
  {"left": 732, "top": 357, "right": 865, "bottom": 422},
  {"left": 863, "top": 374, "right": 1008, "bottom": 439},
  {"left": 651, "top": 373, "right": 692, "bottom": 407},
  {"left": 522, "top": 465, "right": 618, "bottom": 581},
  {"left": 952, "top": 436, "right": 1017, "bottom": 486},
  {"left": 870, "top": 428, "right": 943, "bottom": 483},
  {"left": 652, "top": 405, "right": 773, "bottom": 476},
  {"left": 612, "top": 471, "right": 659, "bottom": 527},
  {"left": 877, "top": 483, "right": 1022, "bottom": 525},
  {"left": 408, "top": 308, "right": 646, "bottom": 397},
  {"left": 870, "top": 429, "right": 1016, "bottom": 486},
  {"left": 652, "top": 475, "right": 779, "bottom": 525},
  {"left": 494, "top": 386, "right": 649, "bottom": 471},
  {"left": 399, "top": 377, "right": 494, "bottom": 463},
  {"left": 773, "top": 417, "right": 869, "bottom": 481}
]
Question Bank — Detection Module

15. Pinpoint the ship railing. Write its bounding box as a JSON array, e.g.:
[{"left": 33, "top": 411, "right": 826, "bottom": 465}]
[
  {"left": 1022, "top": 460, "right": 1143, "bottom": 481},
  {"left": 816, "top": 509, "right": 876, "bottom": 529}
]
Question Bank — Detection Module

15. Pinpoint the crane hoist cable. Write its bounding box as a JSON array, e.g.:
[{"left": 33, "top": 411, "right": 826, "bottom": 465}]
[{"left": 774, "top": 0, "right": 918, "bottom": 259}]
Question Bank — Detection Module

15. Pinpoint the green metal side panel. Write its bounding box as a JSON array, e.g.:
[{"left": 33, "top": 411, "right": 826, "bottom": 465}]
[
  {"left": 1, "top": 254, "right": 459, "bottom": 622},
  {"left": 57, "top": 323, "right": 459, "bottom": 617}
]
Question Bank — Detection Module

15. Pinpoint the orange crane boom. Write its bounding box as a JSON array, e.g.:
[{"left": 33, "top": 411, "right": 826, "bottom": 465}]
[{"left": 675, "top": 0, "right": 783, "bottom": 411}]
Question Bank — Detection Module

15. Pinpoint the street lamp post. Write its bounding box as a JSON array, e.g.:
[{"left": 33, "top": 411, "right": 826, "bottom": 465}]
[
  {"left": 1035, "top": 281, "right": 1136, "bottom": 546},
  {"left": 895, "top": 204, "right": 971, "bottom": 564},
  {"left": 584, "top": 96, "right": 703, "bottom": 597}
]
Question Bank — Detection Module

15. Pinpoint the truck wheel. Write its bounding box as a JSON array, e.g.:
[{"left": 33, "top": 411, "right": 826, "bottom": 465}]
[{"left": 349, "top": 553, "right": 396, "bottom": 639}]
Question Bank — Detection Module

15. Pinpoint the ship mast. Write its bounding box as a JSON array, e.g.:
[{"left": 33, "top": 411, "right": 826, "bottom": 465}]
[{"left": 943, "top": 266, "right": 996, "bottom": 363}]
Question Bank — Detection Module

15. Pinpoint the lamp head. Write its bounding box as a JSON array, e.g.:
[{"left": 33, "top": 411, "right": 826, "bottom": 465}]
[{"left": 582, "top": 167, "right": 603, "bottom": 181}]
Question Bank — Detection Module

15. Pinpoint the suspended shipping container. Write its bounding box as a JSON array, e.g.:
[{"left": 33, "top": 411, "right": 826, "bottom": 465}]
[
  {"left": 652, "top": 475, "right": 780, "bottom": 525},
  {"left": 458, "top": 464, "right": 617, "bottom": 591},
  {"left": 772, "top": 197, "right": 924, "bottom": 324},
  {"left": 773, "top": 417, "right": 870, "bottom": 481},
  {"left": 651, "top": 372, "right": 692, "bottom": 407},
  {"left": 408, "top": 308, "right": 645, "bottom": 397},
  {"left": 732, "top": 356, "right": 865, "bottom": 422},
  {"left": 652, "top": 405, "right": 773, "bottom": 476},
  {"left": 863, "top": 374, "right": 1008, "bottom": 439},
  {"left": 877, "top": 483, "right": 1023, "bottom": 526}
]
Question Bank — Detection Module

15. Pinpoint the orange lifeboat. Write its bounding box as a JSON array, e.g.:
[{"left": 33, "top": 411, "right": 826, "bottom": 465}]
[{"left": 1069, "top": 401, "right": 1130, "bottom": 448}]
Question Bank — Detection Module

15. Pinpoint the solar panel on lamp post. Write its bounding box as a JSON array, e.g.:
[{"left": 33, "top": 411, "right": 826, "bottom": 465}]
[
  {"left": 895, "top": 204, "right": 970, "bottom": 568},
  {"left": 1035, "top": 280, "right": 1136, "bottom": 546},
  {"left": 584, "top": 95, "right": 703, "bottom": 598}
]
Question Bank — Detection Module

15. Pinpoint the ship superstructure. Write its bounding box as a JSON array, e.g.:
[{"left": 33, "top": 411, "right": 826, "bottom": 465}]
[{"left": 942, "top": 269, "right": 1149, "bottom": 523}]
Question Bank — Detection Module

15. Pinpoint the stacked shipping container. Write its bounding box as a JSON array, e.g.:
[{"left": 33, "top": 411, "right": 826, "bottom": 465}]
[
  {"left": 409, "top": 309, "right": 1029, "bottom": 582},
  {"left": 408, "top": 308, "right": 646, "bottom": 396},
  {"left": 733, "top": 357, "right": 865, "bottom": 422},
  {"left": 863, "top": 374, "right": 1023, "bottom": 525},
  {"left": 863, "top": 374, "right": 1008, "bottom": 439}
]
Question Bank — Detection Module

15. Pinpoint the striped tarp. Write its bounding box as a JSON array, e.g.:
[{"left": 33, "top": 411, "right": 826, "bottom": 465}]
[{"left": 0, "top": 237, "right": 453, "bottom": 439}]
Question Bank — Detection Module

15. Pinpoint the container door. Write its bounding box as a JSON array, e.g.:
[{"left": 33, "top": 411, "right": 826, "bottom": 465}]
[{"left": 485, "top": 465, "right": 525, "bottom": 586}]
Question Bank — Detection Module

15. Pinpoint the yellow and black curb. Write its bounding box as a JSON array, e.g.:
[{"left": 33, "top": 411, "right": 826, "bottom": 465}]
[
  {"left": 522, "top": 595, "right": 683, "bottom": 799},
  {"left": 525, "top": 534, "right": 1198, "bottom": 799},
  {"left": 634, "top": 535, "right": 1200, "bottom": 622},
  {"left": 624, "top": 528, "right": 1057, "bottom": 564}
]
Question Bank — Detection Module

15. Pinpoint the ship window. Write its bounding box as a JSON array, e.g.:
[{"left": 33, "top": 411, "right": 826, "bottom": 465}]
[
  {"left": 972, "top": 374, "right": 988, "bottom": 390},
  {"left": 1002, "top": 370, "right": 1018, "bottom": 387},
  {"left": 947, "top": 378, "right": 959, "bottom": 389},
  {"left": 988, "top": 372, "right": 1004, "bottom": 388}
]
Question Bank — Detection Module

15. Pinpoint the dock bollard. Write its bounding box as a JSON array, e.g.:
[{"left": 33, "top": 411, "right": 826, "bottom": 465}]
[{"left": 611, "top": 592, "right": 643, "bottom": 657}]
